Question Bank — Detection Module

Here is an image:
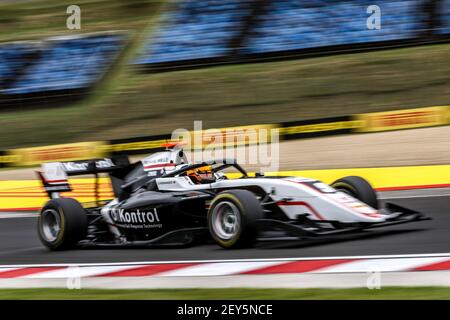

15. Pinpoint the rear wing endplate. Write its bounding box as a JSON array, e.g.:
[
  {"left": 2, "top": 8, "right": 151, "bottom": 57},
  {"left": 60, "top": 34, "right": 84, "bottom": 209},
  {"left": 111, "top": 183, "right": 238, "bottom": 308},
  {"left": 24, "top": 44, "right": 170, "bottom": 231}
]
[{"left": 37, "top": 156, "right": 130, "bottom": 200}]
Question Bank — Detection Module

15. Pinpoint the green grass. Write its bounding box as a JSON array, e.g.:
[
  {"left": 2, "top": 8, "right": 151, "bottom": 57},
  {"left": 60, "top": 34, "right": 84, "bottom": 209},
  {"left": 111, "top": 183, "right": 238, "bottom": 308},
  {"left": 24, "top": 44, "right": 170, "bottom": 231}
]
[
  {"left": 0, "top": 0, "right": 165, "bottom": 43},
  {"left": 0, "top": 287, "right": 450, "bottom": 300},
  {"left": 0, "top": 1, "right": 449, "bottom": 149}
]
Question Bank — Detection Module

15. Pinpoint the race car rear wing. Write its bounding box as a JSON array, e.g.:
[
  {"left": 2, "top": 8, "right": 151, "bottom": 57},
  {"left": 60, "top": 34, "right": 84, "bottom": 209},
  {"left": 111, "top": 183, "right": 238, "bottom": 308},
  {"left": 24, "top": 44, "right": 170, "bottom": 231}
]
[{"left": 36, "top": 156, "right": 130, "bottom": 202}]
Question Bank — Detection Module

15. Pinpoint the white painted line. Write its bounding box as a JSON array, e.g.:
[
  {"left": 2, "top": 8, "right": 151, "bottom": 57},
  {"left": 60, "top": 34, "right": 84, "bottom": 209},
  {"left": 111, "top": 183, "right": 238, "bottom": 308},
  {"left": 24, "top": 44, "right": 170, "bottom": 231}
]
[
  {"left": 0, "top": 213, "right": 38, "bottom": 219},
  {"left": 158, "top": 261, "right": 282, "bottom": 277},
  {"left": 2, "top": 271, "right": 450, "bottom": 289},
  {"left": 25, "top": 266, "right": 140, "bottom": 279},
  {"left": 380, "top": 193, "right": 450, "bottom": 200},
  {"left": 379, "top": 187, "right": 450, "bottom": 200},
  {"left": 1, "top": 253, "right": 450, "bottom": 269},
  {"left": 0, "top": 268, "right": 21, "bottom": 274},
  {"left": 313, "top": 257, "right": 450, "bottom": 273}
]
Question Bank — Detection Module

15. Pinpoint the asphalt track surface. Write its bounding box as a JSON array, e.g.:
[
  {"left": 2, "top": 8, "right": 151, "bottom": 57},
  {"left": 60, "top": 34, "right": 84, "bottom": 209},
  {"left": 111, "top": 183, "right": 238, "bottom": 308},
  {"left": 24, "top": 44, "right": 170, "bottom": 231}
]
[{"left": 0, "top": 194, "right": 449, "bottom": 265}]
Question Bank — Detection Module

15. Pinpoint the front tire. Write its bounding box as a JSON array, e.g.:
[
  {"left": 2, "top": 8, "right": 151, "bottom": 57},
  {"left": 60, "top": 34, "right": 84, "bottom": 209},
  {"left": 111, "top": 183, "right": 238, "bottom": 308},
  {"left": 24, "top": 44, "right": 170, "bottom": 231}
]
[
  {"left": 208, "top": 190, "right": 262, "bottom": 249},
  {"left": 38, "top": 198, "right": 87, "bottom": 250},
  {"left": 331, "top": 176, "right": 378, "bottom": 209}
]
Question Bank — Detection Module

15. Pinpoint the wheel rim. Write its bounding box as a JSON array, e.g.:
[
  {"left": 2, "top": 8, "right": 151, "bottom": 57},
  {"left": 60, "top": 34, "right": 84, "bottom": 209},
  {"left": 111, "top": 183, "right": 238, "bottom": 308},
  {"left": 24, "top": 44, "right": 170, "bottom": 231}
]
[
  {"left": 211, "top": 201, "right": 241, "bottom": 240},
  {"left": 41, "top": 209, "right": 61, "bottom": 242}
]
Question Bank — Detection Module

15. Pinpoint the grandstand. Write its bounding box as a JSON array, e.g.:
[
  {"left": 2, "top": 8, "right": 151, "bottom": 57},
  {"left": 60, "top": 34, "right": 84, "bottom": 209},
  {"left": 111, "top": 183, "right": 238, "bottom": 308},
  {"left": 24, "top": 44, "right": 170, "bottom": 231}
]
[
  {"left": 0, "top": 0, "right": 448, "bottom": 149},
  {"left": 0, "top": 33, "right": 125, "bottom": 105},
  {"left": 0, "top": 42, "right": 40, "bottom": 90},
  {"left": 135, "top": 0, "right": 254, "bottom": 66},
  {"left": 441, "top": 0, "right": 450, "bottom": 34},
  {"left": 0, "top": 0, "right": 448, "bottom": 108},
  {"left": 136, "top": 0, "right": 447, "bottom": 69},
  {"left": 243, "top": 0, "right": 427, "bottom": 54}
]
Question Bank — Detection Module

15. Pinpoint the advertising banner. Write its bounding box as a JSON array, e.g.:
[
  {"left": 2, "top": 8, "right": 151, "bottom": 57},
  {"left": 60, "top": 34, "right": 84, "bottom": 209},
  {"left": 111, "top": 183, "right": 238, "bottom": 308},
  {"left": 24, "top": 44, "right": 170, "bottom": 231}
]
[
  {"left": 354, "top": 106, "right": 449, "bottom": 133},
  {"left": 280, "top": 116, "right": 358, "bottom": 140},
  {"left": 10, "top": 141, "right": 107, "bottom": 166}
]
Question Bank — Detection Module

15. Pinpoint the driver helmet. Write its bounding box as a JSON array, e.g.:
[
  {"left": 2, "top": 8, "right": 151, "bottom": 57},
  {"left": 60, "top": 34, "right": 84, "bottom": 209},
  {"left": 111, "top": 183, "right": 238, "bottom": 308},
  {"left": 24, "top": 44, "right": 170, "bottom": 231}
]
[{"left": 186, "top": 165, "right": 214, "bottom": 183}]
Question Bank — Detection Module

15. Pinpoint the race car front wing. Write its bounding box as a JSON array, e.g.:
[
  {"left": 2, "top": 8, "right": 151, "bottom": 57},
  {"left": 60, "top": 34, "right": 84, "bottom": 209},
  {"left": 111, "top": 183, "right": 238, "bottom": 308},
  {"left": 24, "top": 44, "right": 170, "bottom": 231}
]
[{"left": 258, "top": 202, "right": 430, "bottom": 239}]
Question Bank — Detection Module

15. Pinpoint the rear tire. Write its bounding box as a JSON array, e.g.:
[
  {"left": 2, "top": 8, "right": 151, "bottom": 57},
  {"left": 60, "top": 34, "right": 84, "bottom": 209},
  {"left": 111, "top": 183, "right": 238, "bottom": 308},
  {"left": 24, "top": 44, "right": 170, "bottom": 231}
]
[
  {"left": 331, "top": 176, "right": 379, "bottom": 209},
  {"left": 208, "top": 190, "right": 262, "bottom": 249},
  {"left": 38, "top": 198, "right": 87, "bottom": 250}
]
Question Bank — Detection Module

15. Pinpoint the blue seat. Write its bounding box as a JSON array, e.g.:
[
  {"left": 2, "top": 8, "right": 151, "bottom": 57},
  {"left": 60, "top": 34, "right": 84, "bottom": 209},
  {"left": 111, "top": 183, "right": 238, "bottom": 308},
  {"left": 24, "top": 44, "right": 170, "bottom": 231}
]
[
  {"left": 241, "top": 0, "right": 426, "bottom": 54},
  {"left": 2, "top": 35, "right": 124, "bottom": 94},
  {"left": 439, "top": 0, "right": 450, "bottom": 34},
  {"left": 0, "top": 43, "right": 39, "bottom": 88},
  {"left": 135, "top": 0, "right": 252, "bottom": 64}
]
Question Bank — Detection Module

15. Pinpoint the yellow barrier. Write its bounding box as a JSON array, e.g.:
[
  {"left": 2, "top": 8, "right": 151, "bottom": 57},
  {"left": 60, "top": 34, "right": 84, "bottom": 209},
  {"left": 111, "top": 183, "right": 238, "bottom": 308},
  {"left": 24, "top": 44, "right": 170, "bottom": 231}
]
[
  {"left": 2, "top": 106, "right": 450, "bottom": 169},
  {"left": 228, "top": 164, "right": 450, "bottom": 190},
  {"left": 262, "top": 165, "right": 450, "bottom": 190},
  {"left": 9, "top": 141, "right": 106, "bottom": 167},
  {"left": 280, "top": 120, "right": 359, "bottom": 135},
  {"left": 0, "top": 177, "right": 113, "bottom": 211},
  {"left": 354, "top": 106, "right": 449, "bottom": 133},
  {"left": 2, "top": 165, "right": 450, "bottom": 211}
]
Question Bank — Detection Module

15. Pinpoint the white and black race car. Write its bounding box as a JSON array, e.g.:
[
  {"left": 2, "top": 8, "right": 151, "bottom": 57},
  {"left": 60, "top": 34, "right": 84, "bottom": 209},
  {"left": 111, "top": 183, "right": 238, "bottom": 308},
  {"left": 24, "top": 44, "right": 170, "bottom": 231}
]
[{"left": 36, "top": 144, "right": 428, "bottom": 250}]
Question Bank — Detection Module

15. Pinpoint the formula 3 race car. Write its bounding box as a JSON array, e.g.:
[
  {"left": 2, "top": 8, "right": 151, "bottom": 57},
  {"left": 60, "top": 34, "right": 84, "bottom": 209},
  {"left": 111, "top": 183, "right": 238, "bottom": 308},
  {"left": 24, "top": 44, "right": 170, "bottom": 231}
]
[{"left": 36, "top": 144, "right": 428, "bottom": 250}]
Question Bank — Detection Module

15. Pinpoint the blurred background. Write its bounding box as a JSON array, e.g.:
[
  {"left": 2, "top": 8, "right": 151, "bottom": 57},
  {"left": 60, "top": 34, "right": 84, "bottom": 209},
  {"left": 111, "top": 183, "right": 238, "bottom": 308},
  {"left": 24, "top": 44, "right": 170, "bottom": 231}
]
[
  {"left": 1, "top": 1, "right": 450, "bottom": 299},
  {"left": 0, "top": 0, "right": 448, "bottom": 150}
]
